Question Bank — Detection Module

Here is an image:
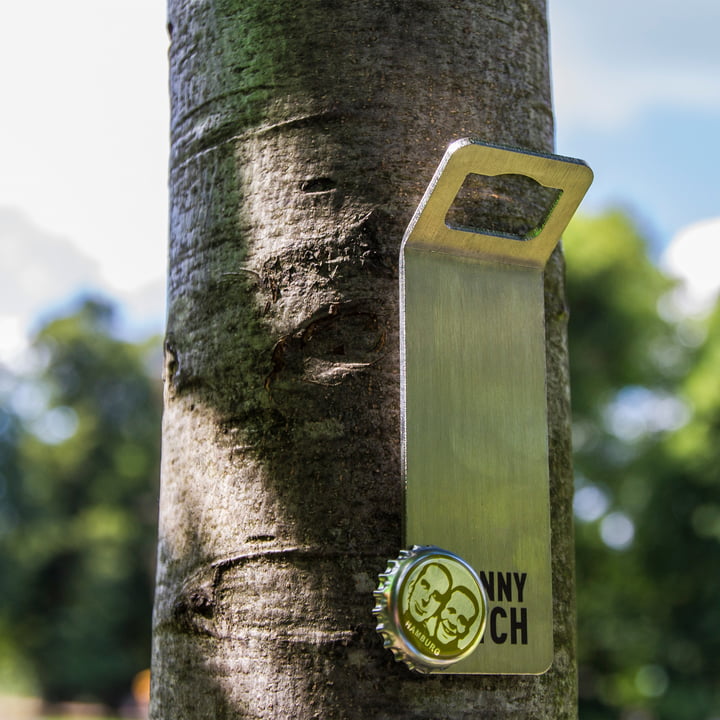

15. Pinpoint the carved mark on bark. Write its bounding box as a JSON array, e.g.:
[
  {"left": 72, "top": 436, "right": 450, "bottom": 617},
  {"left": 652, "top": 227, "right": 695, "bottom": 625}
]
[
  {"left": 173, "top": 571, "right": 218, "bottom": 637},
  {"left": 163, "top": 332, "right": 208, "bottom": 397},
  {"left": 245, "top": 533, "right": 277, "bottom": 543},
  {"left": 163, "top": 335, "right": 178, "bottom": 385},
  {"left": 300, "top": 177, "right": 337, "bottom": 194},
  {"left": 171, "top": 546, "right": 387, "bottom": 640},
  {"left": 264, "top": 300, "right": 387, "bottom": 391},
  {"left": 220, "top": 267, "right": 280, "bottom": 310}
]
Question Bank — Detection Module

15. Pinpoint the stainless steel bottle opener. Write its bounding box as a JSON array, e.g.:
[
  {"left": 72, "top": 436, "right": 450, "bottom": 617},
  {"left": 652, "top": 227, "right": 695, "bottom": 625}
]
[{"left": 395, "top": 138, "right": 592, "bottom": 674}]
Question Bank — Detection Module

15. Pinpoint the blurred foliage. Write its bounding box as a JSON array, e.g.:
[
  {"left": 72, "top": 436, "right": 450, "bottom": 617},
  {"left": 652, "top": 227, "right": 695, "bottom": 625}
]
[
  {"left": 0, "top": 298, "right": 161, "bottom": 707},
  {"left": 565, "top": 211, "right": 720, "bottom": 719},
  {"left": 1, "top": 213, "right": 719, "bottom": 718}
]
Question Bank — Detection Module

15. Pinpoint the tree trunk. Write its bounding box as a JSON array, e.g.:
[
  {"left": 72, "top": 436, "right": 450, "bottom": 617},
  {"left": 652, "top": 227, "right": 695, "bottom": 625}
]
[{"left": 151, "top": 1, "right": 576, "bottom": 718}]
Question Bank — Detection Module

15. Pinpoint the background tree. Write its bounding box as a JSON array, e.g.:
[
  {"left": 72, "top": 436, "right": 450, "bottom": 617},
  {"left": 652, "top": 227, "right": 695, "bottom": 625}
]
[
  {"left": 565, "top": 212, "right": 720, "bottom": 720},
  {"left": 152, "top": 1, "right": 577, "bottom": 718},
  {"left": 0, "top": 298, "right": 161, "bottom": 707}
]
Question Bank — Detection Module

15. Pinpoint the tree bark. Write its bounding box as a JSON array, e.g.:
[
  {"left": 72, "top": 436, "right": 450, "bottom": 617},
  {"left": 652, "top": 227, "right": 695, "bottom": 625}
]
[{"left": 151, "top": 1, "right": 576, "bottom": 718}]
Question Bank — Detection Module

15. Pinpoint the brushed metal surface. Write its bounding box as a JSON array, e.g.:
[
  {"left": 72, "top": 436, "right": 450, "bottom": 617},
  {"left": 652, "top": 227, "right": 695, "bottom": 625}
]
[
  {"left": 400, "top": 139, "right": 592, "bottom": 674},
  {"left": 403, "top": 250, "right": 551, "bottom": 674}
]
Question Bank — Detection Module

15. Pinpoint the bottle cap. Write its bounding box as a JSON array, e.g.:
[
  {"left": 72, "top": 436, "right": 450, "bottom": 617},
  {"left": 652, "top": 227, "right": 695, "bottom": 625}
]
[{"left": 372, "top": 545, "right": 488, "bottom": 672}]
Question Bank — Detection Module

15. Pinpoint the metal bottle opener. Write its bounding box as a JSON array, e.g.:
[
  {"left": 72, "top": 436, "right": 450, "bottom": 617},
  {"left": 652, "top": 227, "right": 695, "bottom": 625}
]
[{"left": 387, "top": 138, "right": 592, "bottom": 674}]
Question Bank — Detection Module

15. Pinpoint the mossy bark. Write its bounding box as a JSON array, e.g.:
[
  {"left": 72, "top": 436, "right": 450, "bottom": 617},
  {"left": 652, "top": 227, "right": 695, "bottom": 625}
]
[{"left": 151, "top": 1, "right": 577, "bottom": 717}]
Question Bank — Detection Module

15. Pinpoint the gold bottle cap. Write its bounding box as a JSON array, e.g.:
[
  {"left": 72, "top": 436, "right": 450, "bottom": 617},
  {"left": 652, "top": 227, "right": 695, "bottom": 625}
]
[{"left": 373, "top": 545, "right": 488, "bottom": 672}]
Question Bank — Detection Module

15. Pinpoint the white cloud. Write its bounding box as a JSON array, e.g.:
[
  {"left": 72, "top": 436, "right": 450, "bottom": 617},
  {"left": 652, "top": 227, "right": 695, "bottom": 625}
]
[
  {"left": 0, "top": 207, "right": 101, "bottom": 314},
  {"left": 0, "top": 1, "right": 169, "bottom": 296},
  {"left": 661, "top": 217, "right": 720, "bottom": 315},
  {"left": 0, "top": 316, "right": 28, "bottom": 372},
  {"left": 115, "top": 277, "right": 167, "bottom": 340},
  {"left": 0, "top": 3, "right": 169, "bottom": 368},
  {"left": 0, "top": 208, "right": 164, "bottom": 369},
  {"left": 0, "top": 208, "right": 101, "bottom": 365},
  {"left": 550, "top": 0, "right": 720, "bottom": 130}
]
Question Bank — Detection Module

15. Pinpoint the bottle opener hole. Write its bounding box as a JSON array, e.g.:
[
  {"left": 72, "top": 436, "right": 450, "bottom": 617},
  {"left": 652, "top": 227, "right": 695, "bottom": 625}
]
[{"left": 445, "top": 173, "right": 563, "bottom": 240}]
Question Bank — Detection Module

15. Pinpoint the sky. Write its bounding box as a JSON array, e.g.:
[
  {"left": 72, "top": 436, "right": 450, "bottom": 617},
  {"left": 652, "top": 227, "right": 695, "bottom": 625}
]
[
  {"left": 1, "top": 0, "right": 719, "bottom": 368},
  {"left": 0, "top": 2, "right": 169, "bottom": 365}
]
